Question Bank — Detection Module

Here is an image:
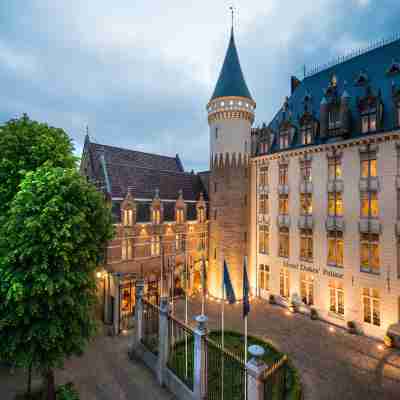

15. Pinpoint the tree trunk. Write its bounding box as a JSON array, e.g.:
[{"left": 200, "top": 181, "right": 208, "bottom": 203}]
[{"left": 45, "top": 369, "right": 56, "bottom": 400}]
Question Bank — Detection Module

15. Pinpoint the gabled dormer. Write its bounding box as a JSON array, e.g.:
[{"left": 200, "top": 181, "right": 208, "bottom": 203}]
[
  {"left": 121, "top": 188, "right": 136, "bottom": 226},
  {"left": 196, "top": 192, "right": 207, "bottom": 223},
  {"left": 175, "top": 189, "right": 187, "bottom": 224},
  {"left": 151, "top": 188, "right": 163, "bottom": 224},
  {"left": 357, "top": 86, "right": 383, "bottom": 133}
]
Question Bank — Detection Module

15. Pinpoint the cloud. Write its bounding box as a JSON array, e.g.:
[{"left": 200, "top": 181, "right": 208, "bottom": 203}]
[{"left": 0, "top": 0, "right": 399, "bottom": 170}]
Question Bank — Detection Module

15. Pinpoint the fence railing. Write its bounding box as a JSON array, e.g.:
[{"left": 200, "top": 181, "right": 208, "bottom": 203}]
[
  {"left": 141, "top": 299, "right": 160, "bottom": 355},
  {"left": 204, "top": 336, "right": 246, "bottom": 400},
  {"left": 167, "top": 315, "right": 195, "bottom": 390},
  {"left": 263, "top": 355, "right": 292, "bottom": 400}
]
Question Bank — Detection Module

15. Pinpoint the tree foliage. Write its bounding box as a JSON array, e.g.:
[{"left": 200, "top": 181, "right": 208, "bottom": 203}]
[
  {"left": 0, "top": 166, "right": 113, "bottom": 396},
  {"left": 0, "top": 114, "right": 76, "bottom": 217}
]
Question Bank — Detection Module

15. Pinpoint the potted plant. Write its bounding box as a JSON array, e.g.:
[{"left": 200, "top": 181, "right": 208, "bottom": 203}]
[
  {"left": 384, "top": 335, "right": 393, "bottom": 348},
  {"left": 347, "top": 320, "right": 358, "bottom": 335},
  {"left": 289, "top": 301, "right": 298, "bottom": 313},
  {"left": 310, "top": 307, "right": 318, "bottom": 320}
]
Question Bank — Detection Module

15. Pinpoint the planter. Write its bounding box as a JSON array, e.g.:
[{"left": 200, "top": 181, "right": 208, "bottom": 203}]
[
  {"left": 347, "top": 321, "right": 358, "bottom": 335},
  {"left": 269, "top": 294, "right": 276, "bottom": 304},
  {"left": 310, "top": 308, "right": 318, "bottom": 320}
]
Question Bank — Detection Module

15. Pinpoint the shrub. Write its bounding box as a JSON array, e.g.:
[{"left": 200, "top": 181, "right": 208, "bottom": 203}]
[{"left": 56, "top": 383, "right": 80, "bottom": 400}]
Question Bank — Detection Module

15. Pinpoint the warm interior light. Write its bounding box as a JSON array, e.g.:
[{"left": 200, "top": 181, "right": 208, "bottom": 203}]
[
  {"left": 285, "top": 310, "right": 291, "bottom": 316},
  {"left": 96, "top": 272, "right": 102, "bottom": 279},
  {"left": 377, "top": 344, "right": 384, "bottom": 351},
  {"left": 329, "top": 326, "right": 335, "bottom": 333}
]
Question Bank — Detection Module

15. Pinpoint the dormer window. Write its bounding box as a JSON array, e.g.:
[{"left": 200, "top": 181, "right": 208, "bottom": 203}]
[
  {"left": 152, "top": 208, "right": 161, "bottom": 224},
  {"left": 176, "top": 208, "right": 185, "bottom": 224},
  {"left": 198, "top": 207, "right": 205, "bottom": 223},
  {"left": 280, "top": 129, "right": 290, "bottom": 149},
  {"left": 328, "top": 107, "right": 341, "bottom": 132},
  {"left": 361, "top": 108, "right": 377, "bottom": 133},
  {"left": 259, "top": 142, "right": 268, "bottom": 154},
  {"left": 301, "top": 123, "right": 313, "bottom": 145},
  {"left": 123, "top": 209, "right": 133, "bottom": 226}
]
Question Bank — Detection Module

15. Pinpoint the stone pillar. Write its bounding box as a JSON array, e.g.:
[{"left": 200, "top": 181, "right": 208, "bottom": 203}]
[
  {"left": 157, "top": 297, "right": 169, "bottom": 386},
  {"left": 112, "top": 273, "right": 121, "bottom": 336},
  {"left": 246, "top": 345, "right": 268, "bottom": 400},
  {"left": 131, "top": 279, "right": 145, "bottom": 350},
  {"left": 193, "top": 315, "right": 208, "bottom": 400}
]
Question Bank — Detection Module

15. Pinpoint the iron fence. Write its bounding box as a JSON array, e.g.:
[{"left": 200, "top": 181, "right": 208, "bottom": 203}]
[
  {"left": 167, "top": 315, "right": 195, "bottom": 390},
  {"left": 204, "top": 336, "right": 246, "bottom": 400},
  {"left": 263, "top": 355, "right": 291, "bottom": 400},
  {"left": 141, "top": 299, "right": 160, "bottom": 355}
]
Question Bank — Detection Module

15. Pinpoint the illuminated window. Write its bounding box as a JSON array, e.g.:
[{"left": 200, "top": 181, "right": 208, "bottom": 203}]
[
  {"left": 152, "top": 208, "right": 161, "bottom": 224},
  {"left": 300, "top": 273, "right": 314, "bottom": 305},
  {"left": 300, "top": 193, "right": 312, "bottom": 216},
  {"left": 279, "top": 195, "right": 289, "bottom": 215},
  {"left": 278, "top": 227, "right": 289, "bottom": 258},
  {"left": 360, "top": 192, "right": 379, "bottom": 218},
  {"left": 361, "top": 110, "right": 377, "bottom": 133},
  {"left": 280, "top": 129, "right": 290, "bottom": 149},
  {"left": 301, "top": 124, "right": 313, "bottom": 145},
  {"left": 121, "top": 239, "right": 133, "bottom": 261},
  {"left": 300, "top": 160, "right": 312, "bottom": 182},
  {"left": 361, "top": 156, "right": 377, "bottom": 178},
  {"left": 151, "top": 236, "right": 161, "bottom": 256},
  {"left": 328, "top": 193, "right": 343, "bottom": 217},
  {"left": 259, "top": 194, "right": 269, "bottom": 215},
  {"left": 259, "top": 166, "right": 269, "bottom": 186},
  {"left": 123, "top": 209, "right": 133, "bottom": 226},
  {"left": 279, "top": 164, "right": 288, "bottom": 185},
  {"left": 328, "top": 156, "right": 342, "bottom": 180},
  {"left": 328, "top": 107, "right": 341, "bottom": 133},
  {"left": 280, "top": 268, "right": 290, "bottom": 299},
  {"left": 362, "top": 288, "right": 380, "bottom": 326},
  {"left": 300, "top": 229, "right": 313, "bottom": 262},
  {"left": 175, "top": 233, "right": 185, "bottom": 253},
  {"left": 360, "top": 233, "right": 380, "bottom": 274},
  {"left": 198, "top": 207, "right": 205, "bottom": 223},
  {"left": 329, "top": 280, "right": 344, "bottom": 316},
  {"left": 259, "top": 225, "right": 269, "bottom": 255},
  {"left": 327, "top": 231, "right": 343, "bottom": 268},
  {"left": 176, "top": 208, "right": 185, "bottom": 224},
  {"left": 259, "top": 264, "right": 270, "bottom": 291},
  {"left": 199, "top": 232, "right": 207, "bottom": 251}
]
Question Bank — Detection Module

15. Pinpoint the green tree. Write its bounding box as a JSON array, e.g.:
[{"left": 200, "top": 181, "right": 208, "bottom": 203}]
[
  {"left": 0, "top": 114, "right": 76, "bottom": 217},
  {"left": 0, "top": 166, "right": 113, "bottom": 400}
]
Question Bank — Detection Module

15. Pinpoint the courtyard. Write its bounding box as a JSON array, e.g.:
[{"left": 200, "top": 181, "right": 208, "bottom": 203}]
[{"left": 173, "top": 296, "right": 400, "bottom": 400}]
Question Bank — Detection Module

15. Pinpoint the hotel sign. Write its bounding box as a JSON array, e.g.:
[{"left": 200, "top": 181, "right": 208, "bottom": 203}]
[
  {"left": 282, "top": 261, "right": 319, "bottom": 274},
  {"left": 322, "top": 269, "right": 344, "bottom": 279}
]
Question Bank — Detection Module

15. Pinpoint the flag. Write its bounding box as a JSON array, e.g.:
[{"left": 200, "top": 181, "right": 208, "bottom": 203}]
[
  {"left": 243, "top": 256, "right": 250, "bottom": 318},
  {"left": 201, "top": 256, "right": 207, "bottom": 297},
  {"left": 223, "top": 260, "right": 236, "bottom": 304}
]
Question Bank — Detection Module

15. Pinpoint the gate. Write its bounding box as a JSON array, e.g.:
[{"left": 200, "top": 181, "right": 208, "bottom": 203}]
[{"left": 204, "top": 336, "right": 246, "bottom": 400}]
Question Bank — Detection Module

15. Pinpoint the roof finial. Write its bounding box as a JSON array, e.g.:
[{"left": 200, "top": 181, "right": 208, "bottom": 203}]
[{"left": 229, "top": 5, "right": 234, "bottom": 33}]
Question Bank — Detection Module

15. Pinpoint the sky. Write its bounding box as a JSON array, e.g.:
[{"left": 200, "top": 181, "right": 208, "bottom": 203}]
[{"left": 1, "top": 0, "right": 399, "bottom": 171}]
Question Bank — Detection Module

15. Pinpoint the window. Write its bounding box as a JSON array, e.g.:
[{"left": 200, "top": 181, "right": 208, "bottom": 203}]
[
  {"left": 121, "top": 239, "right": 132, "bottom": 260},
  {"left": 176, "top": 208, "right": 185, "bottom": 224},
  {"left": 214, "top": 247, "right": 217, "bottom": 259},
  {"left": 300, "top": 160, "right": 312, "bottom": 182},
  {"left": 259, "top": 225, "right": 269, "bottom": 255},
  {"left": 361, "top": 156, "right": 377, "bottom": 178},
  {"left": 198, "top": 207, "right": 205, "bottom": 223},
  {"left": 362, "top": 288, "right": 380, "bottom": 326},
  {"left": 123, "top": 209, "right": 133, "bottom": 226},
  {"left": 300, "top": 273, "right": 314, "bottom": 305},
  {"left": 280, "top": 268, "right": 290, "bottom": 299},
  {"left": 279, "top": 228, "right": 289, "bottom": 258},
  {"left": 151, "top": 236, "right": 161, "bottom": 256},
  {"left": 199, "top": 231, "right": 206, "bottom": 251},
  {"left": 327, "top": 231, "right": 343, "bottom": 268},
  {"left": 279, "top": 164, "right": 288, "bottom": 185},
  {"left": 279, "top": 195, "right": 289, "bottom": 215},
  {"left": 259, "top": 142, "right": 268, "bottom": 154},
  {"left": 215, "top": 127, "right": 218, "bottom": 140},
  {"left": 214, "top": 182, "right": 217, "bottom": 193},
  {"left": 301, "top": 124, "right": 313, "bottom": 145},
  {"left": 300, "top": 229, "right": 313, "bottom": 262},
  {"left": 259, "top": 194, "right": 269, "bottom": 215},
  {"left": 176, "top": 233, "right": 185, "bottom": 253},
  {"left": 328, "top": 156, "right": 342, "bottom": 180},
  {"left": 361, "top": 110, "right": 377, "bottom": 133},
  {"left": 328, "top": 108, "right": 341, "bottom": 132},
  {"left": 328, "top": 193, "right": 343, "bottom": 217},
  {"left": 214, "top": 209, "right": 217, "bottom": 220},
  {"left": 360, "top": 192, "right": 379, "bottom": 218},
  {"left": 280, "top": 129, "right": 290, "bottom": 149},
  {"left": 360, "top": 233, "right": 380, "bottom": 274},
  {"left": 329, "top": 281, "right": 344, "bottom": 316},
  {"left": 300, "top": 193, "right": 312, "bottom": 215},
  {"left": 259, "top": 264, "right": 270, "bottom": 291},
  {"left": 152, "top": 208, "right": 161, "bottom": 224},
  {"left": 259, "top": 166, "right": 268, "bottom": 187}
]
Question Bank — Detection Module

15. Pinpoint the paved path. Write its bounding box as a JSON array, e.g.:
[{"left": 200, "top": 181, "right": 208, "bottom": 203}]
[
  {"left": 0, "top": 331, "right": 175, "bottom": 400},
  {"left": 174, "top": 297, "right": 400, "bottom": 400}
]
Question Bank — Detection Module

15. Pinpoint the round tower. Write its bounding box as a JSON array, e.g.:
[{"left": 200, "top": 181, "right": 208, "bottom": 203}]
[{"left": 207, "top": 27, "right": 255, "bottom": 300}]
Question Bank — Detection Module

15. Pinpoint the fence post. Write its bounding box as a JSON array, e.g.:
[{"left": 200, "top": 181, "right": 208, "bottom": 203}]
[
  {"left": 246, "top": 345, "right": 268, "bottom": 400},
  {"left": 157, "top": 296, "right": 169, "bottom": 386},
  {"left": 193, "top": 315, "right": 208, "bottom": 400},
  {"left": 131, "top": 279, "right": 144, "bottom": 350}
]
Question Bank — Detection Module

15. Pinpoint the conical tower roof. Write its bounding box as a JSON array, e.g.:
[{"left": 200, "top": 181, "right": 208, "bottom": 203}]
[{"left": 211, "top": 29, "right": 253, "bottom": 101}]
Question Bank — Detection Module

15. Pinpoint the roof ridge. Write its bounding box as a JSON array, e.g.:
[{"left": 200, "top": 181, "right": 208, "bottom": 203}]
[{"left": 104, "top": 161, "right": 198, "bottom": 176}]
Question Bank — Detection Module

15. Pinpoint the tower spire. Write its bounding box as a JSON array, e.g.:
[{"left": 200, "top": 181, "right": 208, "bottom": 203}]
[{"left": 230, "top": 6, "right": 234, "bottom": 33}]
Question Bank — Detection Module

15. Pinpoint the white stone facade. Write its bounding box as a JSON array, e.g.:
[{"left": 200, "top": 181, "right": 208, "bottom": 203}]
[{"left": 249, "top": 131, "right": 400, "bottom": 339}]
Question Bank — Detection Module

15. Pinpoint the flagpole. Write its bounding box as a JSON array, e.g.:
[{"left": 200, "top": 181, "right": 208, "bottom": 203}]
[
  {"left": 244, "top": 315, "right": 248, "bottom": 400},
  {"left": 221, "top": 263, "right": 225, "bottom": 400},
  {"left": 201, "top": 256, "right": 206, "bottom": 315},
  {"left": 185, "top": 249, "right": 188, "bottom": 380}
]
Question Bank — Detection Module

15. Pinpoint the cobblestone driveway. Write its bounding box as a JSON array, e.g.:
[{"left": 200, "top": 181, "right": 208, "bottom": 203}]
[{"left": 174, "top": 297, "right": 400, "bottom": 400}]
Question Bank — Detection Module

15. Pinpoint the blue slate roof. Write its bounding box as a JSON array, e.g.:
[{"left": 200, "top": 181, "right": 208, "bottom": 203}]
[
  {"left": 263, "top": 38, "right": 400, "bottom": 154},
  {"left": 211, "top": 29, "right": 253, "bottom": 101}
]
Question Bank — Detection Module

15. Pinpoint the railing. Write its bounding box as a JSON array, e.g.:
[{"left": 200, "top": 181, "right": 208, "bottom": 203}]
[
  {"left": 204, "top": 336, "right": 246, "bottom": 400},
  {"left": 141, "top": 299, "right": 160, "bottom": 355},
  {"left": 167, "top": 315, "right": 195, "bottom": 390}
]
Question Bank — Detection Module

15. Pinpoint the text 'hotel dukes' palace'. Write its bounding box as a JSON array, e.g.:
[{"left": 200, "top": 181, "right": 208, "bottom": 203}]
[{"left": 81, "top": 27, "right": 400, "bottom": 344}]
